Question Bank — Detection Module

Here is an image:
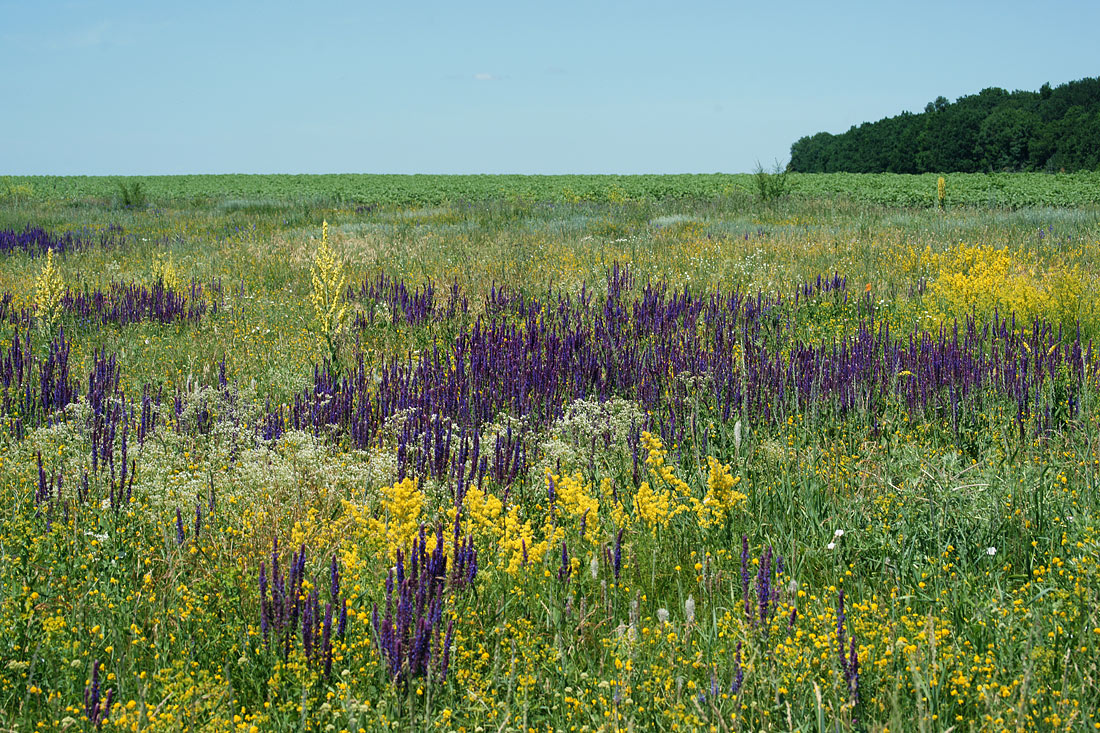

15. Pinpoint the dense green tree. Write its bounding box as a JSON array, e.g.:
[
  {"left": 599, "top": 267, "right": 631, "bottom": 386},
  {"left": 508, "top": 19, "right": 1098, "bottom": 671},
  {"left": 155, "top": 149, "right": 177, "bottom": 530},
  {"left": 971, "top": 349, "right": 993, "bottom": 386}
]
[{"left": 789, "top": 77, "right": 1100, "bottom": 173}]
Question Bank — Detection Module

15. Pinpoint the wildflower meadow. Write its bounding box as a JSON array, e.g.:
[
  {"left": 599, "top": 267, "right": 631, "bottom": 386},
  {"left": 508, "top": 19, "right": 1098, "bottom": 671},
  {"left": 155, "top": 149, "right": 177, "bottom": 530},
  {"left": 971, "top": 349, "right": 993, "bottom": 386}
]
[{"left": 1, "top": 177, "right": 1099, "bottom": 731}]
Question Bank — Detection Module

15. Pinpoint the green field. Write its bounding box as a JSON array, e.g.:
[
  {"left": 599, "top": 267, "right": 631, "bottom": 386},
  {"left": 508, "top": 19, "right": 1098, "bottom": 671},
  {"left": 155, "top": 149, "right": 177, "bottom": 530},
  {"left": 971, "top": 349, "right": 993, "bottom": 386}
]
[
  {"left": 1, "top": 177, "right": 1099, "bottom": 731},
  {"left": 7, "top": 170, "right": 1100, "bottom": 208}
]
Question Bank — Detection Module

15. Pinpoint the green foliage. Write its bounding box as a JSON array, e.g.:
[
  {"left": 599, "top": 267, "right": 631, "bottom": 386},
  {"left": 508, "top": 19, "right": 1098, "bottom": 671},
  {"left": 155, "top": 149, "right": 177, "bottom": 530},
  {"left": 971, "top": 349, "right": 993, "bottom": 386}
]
[
  {"left": 115, "top": 179, "right": 147, "bottom": 208},
  {"left": 791, "top": 76, "right": 1100, "bottom": 173},
  {"left": 1, "top": 177, "right": 35, "bottom": 202},
  {"left": 5, "top": 171, "right": 1100, "bottom": 210},
  {"left": 752, "top": 159, "right": 790, "bottom": 206}
]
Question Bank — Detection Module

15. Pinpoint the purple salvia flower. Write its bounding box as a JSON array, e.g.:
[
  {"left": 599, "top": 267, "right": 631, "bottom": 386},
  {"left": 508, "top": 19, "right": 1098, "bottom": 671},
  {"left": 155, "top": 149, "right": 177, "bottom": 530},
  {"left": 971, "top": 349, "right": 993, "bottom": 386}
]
[
  {"left": 175, "top": 508, "right": 185, "bottom": 545},
  {"left": 730, "top": 642, "right": 743, "bottom": 695},
  {"left": 84, "top": 660, "right": 112, "bottom": 729},
  {"left": 322, "top": 601, "right": 333, "bottom": 677},
  {"left": 757, "top": 545, "right": 772, "bottom": 626},
  {"left": 330, "top": 554, "right": 340, "bottom": 602},
  {"left": 440, "top": 618, "right": 454, "bottom": 682}
]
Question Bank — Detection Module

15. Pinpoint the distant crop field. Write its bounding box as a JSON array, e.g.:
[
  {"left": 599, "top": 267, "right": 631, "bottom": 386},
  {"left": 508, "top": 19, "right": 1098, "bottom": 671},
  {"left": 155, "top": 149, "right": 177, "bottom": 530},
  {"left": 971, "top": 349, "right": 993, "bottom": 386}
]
[
  {"left": 1, "top": 183, "right": 1099, "bottom": 730},
  {"left": 6, "top": 170, "right": 1100, "bottom": 207}
]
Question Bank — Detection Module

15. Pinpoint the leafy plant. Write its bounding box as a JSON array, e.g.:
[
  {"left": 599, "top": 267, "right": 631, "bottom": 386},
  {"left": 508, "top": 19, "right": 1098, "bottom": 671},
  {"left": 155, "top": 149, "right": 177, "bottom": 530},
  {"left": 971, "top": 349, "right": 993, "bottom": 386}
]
[
  {"left": 1, "top": 177, "right": 35, "bottom": 202},
  {"left": 115, "top": 179, "right": 147, "bottom": 208},
  {"left": 753, "top": 159, "right": 790, "bottom": 207}
]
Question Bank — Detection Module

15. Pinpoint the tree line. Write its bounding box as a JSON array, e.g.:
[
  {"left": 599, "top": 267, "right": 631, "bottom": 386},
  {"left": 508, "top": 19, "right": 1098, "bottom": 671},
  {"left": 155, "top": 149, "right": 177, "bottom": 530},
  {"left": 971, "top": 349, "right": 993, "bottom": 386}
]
[{"left": 789, "top": 77, "right": 1100, "bottom": 173}]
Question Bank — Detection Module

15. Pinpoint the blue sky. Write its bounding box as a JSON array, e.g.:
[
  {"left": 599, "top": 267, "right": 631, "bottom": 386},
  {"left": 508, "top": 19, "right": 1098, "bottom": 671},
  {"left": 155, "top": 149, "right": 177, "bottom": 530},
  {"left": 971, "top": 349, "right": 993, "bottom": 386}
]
[{"left": 2, "top": 0, "right": 1098, "bottom": 175}]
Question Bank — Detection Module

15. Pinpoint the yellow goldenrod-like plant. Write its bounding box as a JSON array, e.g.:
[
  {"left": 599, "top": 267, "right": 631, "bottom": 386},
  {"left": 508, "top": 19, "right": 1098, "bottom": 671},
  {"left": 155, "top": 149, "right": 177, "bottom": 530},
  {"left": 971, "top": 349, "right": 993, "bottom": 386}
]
[
  {"left": 34, "top": 247, "right": 66, "bottom": 333},
  {"left": 309, "top": 220, "right": 348, "bottom": 366},
  {"left": 926, "top": 242, "right": 1091, "bottom": 330},
  {"left": 151, "top": 251, "right": 184, "bottom": 292},
  {"left": 937, "top": 176, "right": 946, "bottom": 210}
]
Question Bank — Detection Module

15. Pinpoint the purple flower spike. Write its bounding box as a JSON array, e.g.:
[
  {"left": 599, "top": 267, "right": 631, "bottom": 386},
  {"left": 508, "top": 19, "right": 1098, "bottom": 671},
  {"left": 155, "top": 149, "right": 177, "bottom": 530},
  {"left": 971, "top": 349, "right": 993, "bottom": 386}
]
[
  {"left": 322, "top": 601, "right": 333, "bottom": 678},
  {"left": 730, "top": 642, "right": 743, "bottom": 695},
  {"left": 84, "top": 660, "right": 112, "bottom": 729},
  {"left": 558, "top": 540, "right": 570, "bottom": 582}
]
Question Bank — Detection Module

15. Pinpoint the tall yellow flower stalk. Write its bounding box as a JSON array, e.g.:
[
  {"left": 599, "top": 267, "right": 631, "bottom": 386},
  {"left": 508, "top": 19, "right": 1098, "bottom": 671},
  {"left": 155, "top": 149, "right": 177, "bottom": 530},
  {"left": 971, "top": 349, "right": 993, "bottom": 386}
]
[
  {"left": 151, "top": 251, "right": 184, "bottom": 292},
  {"left": 309, "top": 220, "right": 348, "bottom": 366},
  {"left": 34, "top": 248, "right": 66, "bottom": 334},
  {"left": 937, "top": 176, "right": 946, "bottom": 210}
]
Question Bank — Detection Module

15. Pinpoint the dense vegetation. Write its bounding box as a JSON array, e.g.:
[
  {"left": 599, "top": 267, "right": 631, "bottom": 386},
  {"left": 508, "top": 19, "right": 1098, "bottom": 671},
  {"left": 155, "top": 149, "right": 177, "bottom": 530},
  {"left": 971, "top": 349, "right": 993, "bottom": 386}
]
[
  {"left": 1, "top": 184, "right": 1099, "bottom": 730},
  {"left": 790, "top": 77, "right": 1100, "bottom": 174},
  {"left": 6, "top": 171, "right": 1100, "bottom": 210}
]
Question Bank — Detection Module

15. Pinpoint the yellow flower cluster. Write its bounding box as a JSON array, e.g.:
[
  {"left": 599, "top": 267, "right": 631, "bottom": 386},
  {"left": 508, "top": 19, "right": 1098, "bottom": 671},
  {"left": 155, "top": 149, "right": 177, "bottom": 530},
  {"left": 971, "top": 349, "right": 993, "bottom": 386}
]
[
  {"left": 309, "top": 220, "right": 348, "bottom": 347},
  {"left": 548, "top": 472, "right": 598, "bottom": 542},
  {"left": 633, "top": 480, "right": 671, "bottom": 532},
  {"left": 151, "top": 251, "right": 184, "bottom": 292},
  {"left": 499, "top": 506, "right": 547, "bottom": 576},
  {"left": 377, "top": 476, "right": 423, "bottom": 557},
  {"left": 33, "top": 248, "right": 65, "bottom": 330},
  {"left": 925, "top": 243, "right": 1089, "bottom": 329},
  {"left": 698, "top": 455, "right": 747, "bottom": 526},
  {"left": 463, "top": 485, "right": 503, "bottom": 537},
  {"left": 641, "top": 431, "right": 691, "bottom": 497}
]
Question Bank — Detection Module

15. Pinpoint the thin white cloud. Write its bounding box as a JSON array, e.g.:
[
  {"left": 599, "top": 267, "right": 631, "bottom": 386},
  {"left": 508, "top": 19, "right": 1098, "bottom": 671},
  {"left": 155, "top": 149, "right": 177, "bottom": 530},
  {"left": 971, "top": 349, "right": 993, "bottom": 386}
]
[{"left": 474, "top": 73, "right": 501, "bottom": 81}]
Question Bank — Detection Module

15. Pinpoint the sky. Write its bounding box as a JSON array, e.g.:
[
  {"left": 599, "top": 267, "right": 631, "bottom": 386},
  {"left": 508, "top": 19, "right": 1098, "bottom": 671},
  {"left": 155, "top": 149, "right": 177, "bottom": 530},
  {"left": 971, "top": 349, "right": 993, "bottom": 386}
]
[{"left": 2, "top": 0, "right": 1098, "bottom": 175}]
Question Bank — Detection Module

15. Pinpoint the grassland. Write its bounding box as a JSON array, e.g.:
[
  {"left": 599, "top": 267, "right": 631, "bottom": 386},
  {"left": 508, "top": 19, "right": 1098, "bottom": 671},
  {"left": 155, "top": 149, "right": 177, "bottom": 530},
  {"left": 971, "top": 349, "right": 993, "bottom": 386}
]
[{"left": 1, "top": 178, "right": 1099, "bottom": 731}]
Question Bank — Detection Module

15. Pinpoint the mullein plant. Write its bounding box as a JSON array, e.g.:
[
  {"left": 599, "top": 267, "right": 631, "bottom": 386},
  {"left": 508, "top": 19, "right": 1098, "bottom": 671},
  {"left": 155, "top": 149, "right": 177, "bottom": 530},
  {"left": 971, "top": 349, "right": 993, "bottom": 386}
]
[
  {"left": 937, "top": 176, "right": 947, "bottom": 210},
  {"left": 309, "top": 220, "right": 349, "bottom": 373},
  {"left": 33, "top": 247, "right": 66, "bottom": 336}
]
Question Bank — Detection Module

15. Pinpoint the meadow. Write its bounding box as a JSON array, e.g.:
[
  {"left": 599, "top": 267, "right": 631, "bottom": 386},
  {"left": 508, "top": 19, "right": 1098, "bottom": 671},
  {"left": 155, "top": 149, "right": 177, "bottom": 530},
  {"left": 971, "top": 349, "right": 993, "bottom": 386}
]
[{"left": 1, "top": 176, "right": 1099, "bottom": 731}]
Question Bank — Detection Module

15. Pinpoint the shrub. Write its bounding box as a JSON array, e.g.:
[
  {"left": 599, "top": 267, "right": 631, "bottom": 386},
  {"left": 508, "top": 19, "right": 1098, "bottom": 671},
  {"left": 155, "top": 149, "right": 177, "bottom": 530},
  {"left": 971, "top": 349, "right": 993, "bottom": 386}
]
[
  {"left": 115, "top": 179, "right": 147, "bottom": 208},
  {"left": 753, "top": 160, "right": 790, "bottom": 207}
]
